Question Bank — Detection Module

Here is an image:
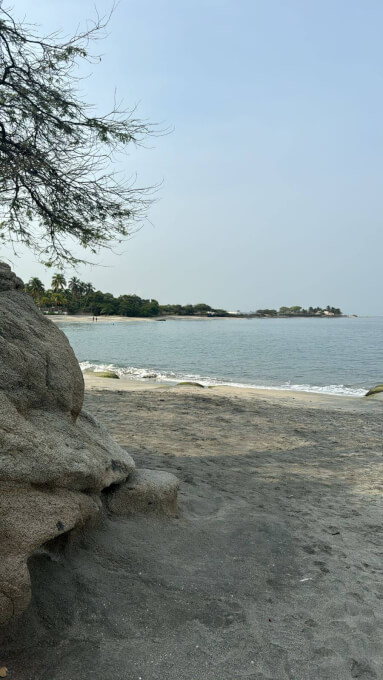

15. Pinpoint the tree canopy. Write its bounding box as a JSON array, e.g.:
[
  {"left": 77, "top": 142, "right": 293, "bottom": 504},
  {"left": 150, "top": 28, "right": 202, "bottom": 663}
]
[
  {"left": 0, "top": 5, "right": 153, "bottom": 265},
  {"left": 25, "top": 274, "right": 230, "bottom": 318},
  {"left": 254, "top": 306, "right": 342, "bottom": 317}
]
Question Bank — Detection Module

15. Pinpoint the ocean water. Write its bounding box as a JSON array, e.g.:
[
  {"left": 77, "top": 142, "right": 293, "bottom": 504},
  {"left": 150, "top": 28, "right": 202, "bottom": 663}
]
[{"left": 57, "top": 317, "right": 383, "bottom": 397}]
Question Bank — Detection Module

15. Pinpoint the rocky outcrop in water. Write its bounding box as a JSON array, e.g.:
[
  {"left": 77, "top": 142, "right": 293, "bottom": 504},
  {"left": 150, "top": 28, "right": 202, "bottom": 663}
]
[{"left": 0, "top": 263, "right": 136, "bottom": 626}]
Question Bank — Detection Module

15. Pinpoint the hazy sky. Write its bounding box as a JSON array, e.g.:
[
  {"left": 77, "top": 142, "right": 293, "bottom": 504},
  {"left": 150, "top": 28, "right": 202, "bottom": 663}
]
[{"left": 2, "top": 0, "right": 383, "bottom": 314}]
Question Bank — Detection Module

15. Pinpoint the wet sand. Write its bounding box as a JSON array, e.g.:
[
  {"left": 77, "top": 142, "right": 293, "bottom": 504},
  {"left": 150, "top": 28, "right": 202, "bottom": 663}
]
[{"left": 1, "top": 380, "right": 383, "bottom": 679}]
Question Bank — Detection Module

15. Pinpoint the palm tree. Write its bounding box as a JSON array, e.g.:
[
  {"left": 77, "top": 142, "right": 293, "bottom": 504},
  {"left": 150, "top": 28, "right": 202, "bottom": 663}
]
[
  {"left": 78, "top": 281, "right": 88, "bottom": 298},
  {"left": 51, "top": 291, "right": 66, "bottom": 310},
  {"left": 27, "top": 277, "right": 45, "bottom": 305},
  {"left": 51, "top": 273, "right": 67, "bottom": 293},
  {"left": 68, "top": 276, "right": 82, "bottom": 299},
  {"left": 83, "top": 282, "right": 95, "bottom": 297}
]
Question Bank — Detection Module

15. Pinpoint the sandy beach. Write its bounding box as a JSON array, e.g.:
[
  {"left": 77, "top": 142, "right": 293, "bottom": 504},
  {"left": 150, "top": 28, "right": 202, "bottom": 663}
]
[
  {"left": 1, "top": 379, "right": 383, "bottom": 679},
  {"left": 50, "top": 314, "right": 222, "bottom": 323},
  {"left": 49, "top": 314, "right": 157, "bottom": 323}
]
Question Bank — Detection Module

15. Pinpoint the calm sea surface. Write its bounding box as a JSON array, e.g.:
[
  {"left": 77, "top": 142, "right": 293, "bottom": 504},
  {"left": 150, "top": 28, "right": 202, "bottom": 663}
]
[{"left": 57, "top": 317, "right": 383, "bottom": 397}]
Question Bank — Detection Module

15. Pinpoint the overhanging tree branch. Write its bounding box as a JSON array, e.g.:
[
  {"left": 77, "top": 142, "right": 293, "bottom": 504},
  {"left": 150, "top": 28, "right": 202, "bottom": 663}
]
[{"left": 0, "top": 4, "right": 157, "bottom": 265}]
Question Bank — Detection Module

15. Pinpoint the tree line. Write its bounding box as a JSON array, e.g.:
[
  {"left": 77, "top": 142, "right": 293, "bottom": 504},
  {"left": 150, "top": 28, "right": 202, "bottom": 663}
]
[
  {"left": 25, "top": 275, "right": 229, "bottom": 318},
  {"left": 252, "top": 305, "right": 342, "bottom": 317}
]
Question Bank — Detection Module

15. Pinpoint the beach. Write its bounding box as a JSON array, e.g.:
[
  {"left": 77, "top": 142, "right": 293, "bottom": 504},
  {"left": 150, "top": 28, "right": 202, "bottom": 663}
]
[
  {"left": 55, "top": 315, "right": 382, "bottom": 397},
  {"left": 1, "top": 0, "right": 382, "bottom": 676},
  {"left": 50, "top": 314, "right": 218, "bottom": 323},
  {"left": 2, "top": 379, "right": 383, "bottom": 679}
]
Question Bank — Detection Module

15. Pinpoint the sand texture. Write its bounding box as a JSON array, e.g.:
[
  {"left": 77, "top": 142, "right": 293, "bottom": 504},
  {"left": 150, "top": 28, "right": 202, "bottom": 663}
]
[{"left": 1, "top": 382, "right": 383, "bottom": 679}]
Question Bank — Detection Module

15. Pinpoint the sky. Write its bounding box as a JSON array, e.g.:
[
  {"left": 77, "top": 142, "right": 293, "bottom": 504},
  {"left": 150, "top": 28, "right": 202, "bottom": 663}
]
[{"left": 2, "top": 0, "right": 383, "bottom": 314}]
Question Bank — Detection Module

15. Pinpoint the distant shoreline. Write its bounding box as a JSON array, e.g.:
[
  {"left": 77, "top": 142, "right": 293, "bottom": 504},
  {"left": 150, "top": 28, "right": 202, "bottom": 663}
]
[
  {"left": 241, "top": 314, "right": 356, "bottom": 319},
  {"left": 50, "top": 314, "right": 224, "bottom": 323},
  {"left": 50, "top": 313, "right": 356, "bottom": 323}
]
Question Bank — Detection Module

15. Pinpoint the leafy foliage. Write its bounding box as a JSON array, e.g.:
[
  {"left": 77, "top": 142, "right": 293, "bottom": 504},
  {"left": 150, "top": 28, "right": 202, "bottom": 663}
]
[
  {"left": 254, "top": 306, "right": 342, "bottom": 317},
  {"left": 24, "top": 274, "right": 230, "bottom": 317},
  {"left": 0, "top": 5, "right": 153, "bottom": 265}
]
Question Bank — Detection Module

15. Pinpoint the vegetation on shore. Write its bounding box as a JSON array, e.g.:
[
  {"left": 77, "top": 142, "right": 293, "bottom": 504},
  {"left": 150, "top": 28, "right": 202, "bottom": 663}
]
[
  {"left": 24, "top": 275, "right": 229, "bottom": 317},
  {"left": 251, "top": 305, "right": 342, "bottom": 318},
  {"left": 25, "top": 275, "right": 343, "bottom": 319}
]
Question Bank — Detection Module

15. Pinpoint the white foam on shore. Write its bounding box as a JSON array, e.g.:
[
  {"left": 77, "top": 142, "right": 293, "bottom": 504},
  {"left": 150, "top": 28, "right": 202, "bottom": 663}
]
[{"left": 80, "top": 361, "right": 367, "bottom": 397}]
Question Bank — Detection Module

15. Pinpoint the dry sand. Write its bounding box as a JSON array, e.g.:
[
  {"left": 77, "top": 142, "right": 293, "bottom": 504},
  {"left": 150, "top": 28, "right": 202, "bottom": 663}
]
[
  {"left": 50, "top": 315, "right": 221, "bottom": 323},
  {"left": 1, "top": 379, "right": 383, "bottom": 679},
  {"left": 49, "top": 314, "right": 156, "bottom": 323}
]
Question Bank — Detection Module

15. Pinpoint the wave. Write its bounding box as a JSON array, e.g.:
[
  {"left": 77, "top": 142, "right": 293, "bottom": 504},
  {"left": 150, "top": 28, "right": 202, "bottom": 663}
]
[{"left": 79, "top": 361, "right": 367, "bottom": 397}]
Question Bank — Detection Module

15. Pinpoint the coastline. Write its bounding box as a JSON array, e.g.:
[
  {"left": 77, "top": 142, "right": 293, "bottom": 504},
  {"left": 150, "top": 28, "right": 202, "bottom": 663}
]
[
  {"left": 49, "top": 314, "right": 357, "bottom": 323},
  {"left": 51, "top": 314, "right": 159, "bottom": 323},
  {"left": 50, "top": 314, "right": 232, "bottom": 323},
  {"left": 55, "top": 314, "right": 380, "bottom": 400},
  {"left": 83, "top": 374, "right": 382, "bottom": 411}
]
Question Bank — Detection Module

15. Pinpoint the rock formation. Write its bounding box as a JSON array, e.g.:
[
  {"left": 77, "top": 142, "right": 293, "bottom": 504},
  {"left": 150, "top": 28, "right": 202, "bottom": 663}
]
[
  {"left": 107, "top": 469, "right": 180, "bottom": 517},
  {"left": 0, "top": 263, "right": 137, "bottom": 626}
]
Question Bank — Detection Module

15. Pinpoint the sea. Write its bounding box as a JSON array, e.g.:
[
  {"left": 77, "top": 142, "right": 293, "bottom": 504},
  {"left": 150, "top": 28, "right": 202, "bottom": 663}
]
[{"left": 57, "top": 316, "right": 383, "bottom": 397}]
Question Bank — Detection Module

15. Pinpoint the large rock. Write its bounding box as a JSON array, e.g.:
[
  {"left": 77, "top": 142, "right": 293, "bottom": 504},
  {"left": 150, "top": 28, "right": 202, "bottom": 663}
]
[{"left": 0, "top": 263, "right": 135, "bottom": 626}]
